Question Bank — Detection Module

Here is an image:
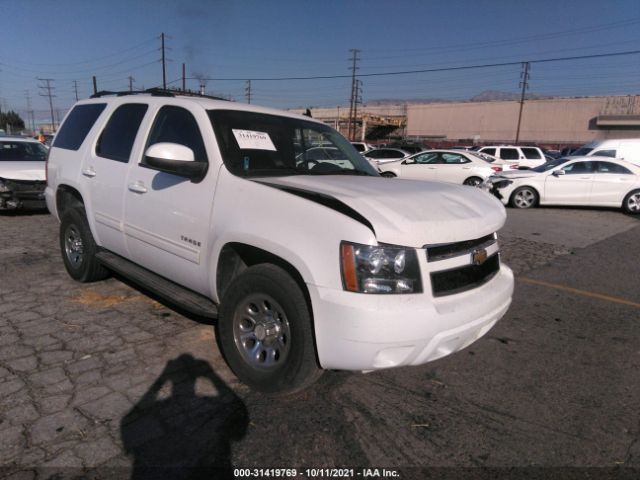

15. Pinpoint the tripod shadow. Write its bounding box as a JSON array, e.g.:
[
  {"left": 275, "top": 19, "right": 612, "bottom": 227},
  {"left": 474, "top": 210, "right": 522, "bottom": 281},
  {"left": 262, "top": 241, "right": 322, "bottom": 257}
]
[{"left": 121, "top": 354, "right": 248, "bottom": 480}]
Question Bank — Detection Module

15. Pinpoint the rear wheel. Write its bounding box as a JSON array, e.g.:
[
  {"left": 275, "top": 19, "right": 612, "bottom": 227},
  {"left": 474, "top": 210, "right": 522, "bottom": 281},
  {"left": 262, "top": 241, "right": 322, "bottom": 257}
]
[
  {"left": 463, "top": 176, "right": 483, "bottom": 187},
  {"left": 623, "top": 189, "right": 640, "bottom": 214},
  {"left": 510, "top": 186, "right": 539, "bottom": 209},
  {"left": 217, "top": 264, "right": 322, "bottom": 394},
  {"left": 59, "top": 207, "right": 109, "bottom": 282}
]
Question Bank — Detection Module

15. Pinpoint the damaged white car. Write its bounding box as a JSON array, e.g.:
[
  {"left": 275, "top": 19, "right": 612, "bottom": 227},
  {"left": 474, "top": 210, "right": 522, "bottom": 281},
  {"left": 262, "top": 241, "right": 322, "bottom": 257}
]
[
  {"left": 484, "top": 156, "right": 640, "bottom": 213},
  {"left": 46, "top": 91, "right": 514, "bottom": 393},
  {"left": 0, "top": 136, "right": 48, "bottom": 210}
]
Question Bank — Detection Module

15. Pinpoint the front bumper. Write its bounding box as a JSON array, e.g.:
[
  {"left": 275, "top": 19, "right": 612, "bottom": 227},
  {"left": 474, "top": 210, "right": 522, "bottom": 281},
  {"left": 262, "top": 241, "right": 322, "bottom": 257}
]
[
  {"left": 309, "top": 263, "right": 514, "bottom": 371},
  {"left": 0, "top": 179, "right": 47, "bottom": 210}
]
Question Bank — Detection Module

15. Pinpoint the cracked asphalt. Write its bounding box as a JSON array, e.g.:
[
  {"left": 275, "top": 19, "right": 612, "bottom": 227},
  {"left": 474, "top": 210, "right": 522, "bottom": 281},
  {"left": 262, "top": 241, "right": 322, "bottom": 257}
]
[{"left": 1, "top": 208, "right": 639, "bottom": 479}]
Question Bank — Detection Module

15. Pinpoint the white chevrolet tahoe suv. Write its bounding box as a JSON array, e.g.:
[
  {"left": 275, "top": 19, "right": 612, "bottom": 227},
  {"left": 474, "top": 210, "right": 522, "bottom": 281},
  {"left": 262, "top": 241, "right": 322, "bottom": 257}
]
[{"left": 46, "top": 90, "right": 514, "bottom": 393}]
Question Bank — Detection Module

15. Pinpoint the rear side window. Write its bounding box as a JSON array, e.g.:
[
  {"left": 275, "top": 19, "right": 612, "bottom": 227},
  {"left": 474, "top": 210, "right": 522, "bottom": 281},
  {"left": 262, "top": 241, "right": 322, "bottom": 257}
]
[
  {"left": 96, "top": 104, "right": 148, "bottom": 162},
  {"left": 521, "top": 148, "right": 542, "bottom": 159},
  {"left": 53, "top": 104, "right": 106, "bottom": 151},
  {"left": 596, "top": 162, "right": 631, "bottom": 174},
  {"left": 500, "top": 148, "right": 519, "bottom": 160},
  {"left": 592, "top": 149, "right": 616, "bottom": 158}
]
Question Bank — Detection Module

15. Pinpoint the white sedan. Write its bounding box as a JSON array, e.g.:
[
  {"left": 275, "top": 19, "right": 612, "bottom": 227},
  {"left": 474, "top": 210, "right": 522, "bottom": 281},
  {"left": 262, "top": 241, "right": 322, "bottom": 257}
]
[
  {"left": 486, "top": 156, "right": 640, "bottom": 214},
  {"left": 379, "top": 149, "right": 503, "bottom": 186}
]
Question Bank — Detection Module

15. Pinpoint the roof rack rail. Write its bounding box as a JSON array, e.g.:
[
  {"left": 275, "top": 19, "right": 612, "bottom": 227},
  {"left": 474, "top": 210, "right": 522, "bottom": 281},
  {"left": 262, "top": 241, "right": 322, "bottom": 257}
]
[{"left": 90, "top": 88, "right": 228, "bottom": 102}]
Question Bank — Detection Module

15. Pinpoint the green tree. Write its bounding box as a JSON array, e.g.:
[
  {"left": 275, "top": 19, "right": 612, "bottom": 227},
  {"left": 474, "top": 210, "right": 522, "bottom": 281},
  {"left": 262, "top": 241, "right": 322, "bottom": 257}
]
[{"left": 0, "top": 110, "right": 26, "bottom": 131}]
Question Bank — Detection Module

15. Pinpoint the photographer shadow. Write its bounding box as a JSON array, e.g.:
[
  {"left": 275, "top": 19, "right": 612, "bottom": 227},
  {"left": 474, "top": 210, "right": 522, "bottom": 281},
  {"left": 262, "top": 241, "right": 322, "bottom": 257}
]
[{"left": 121, "top": 354, "right": 248, "bottom": 480}]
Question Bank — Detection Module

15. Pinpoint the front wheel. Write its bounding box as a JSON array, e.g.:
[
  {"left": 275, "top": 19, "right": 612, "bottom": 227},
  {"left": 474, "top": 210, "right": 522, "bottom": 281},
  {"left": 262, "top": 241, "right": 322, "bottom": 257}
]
[
  {"left": 216, "top": 264, "right": 322, "bottom": 394},
  {"left": 381, "top": 172, "right": 396, "bottom": 178},
  {"left": 623, "top": 189, "right": 640, "bottom": 214},
  {"left": 510, "top": 187, "right": 539, "bottom": 209},
  {"left": 463, "top": 176, "right": 483, "bottom": 187},
  {"left": 59, "top": 207, "right": 110, "bottom": 282}
]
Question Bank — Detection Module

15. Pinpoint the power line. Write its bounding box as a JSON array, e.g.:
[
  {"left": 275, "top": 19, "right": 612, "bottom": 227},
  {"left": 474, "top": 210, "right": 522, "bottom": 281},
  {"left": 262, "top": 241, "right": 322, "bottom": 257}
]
[{"left": 182, "top": 49, "right": 640, "bottom": 82}]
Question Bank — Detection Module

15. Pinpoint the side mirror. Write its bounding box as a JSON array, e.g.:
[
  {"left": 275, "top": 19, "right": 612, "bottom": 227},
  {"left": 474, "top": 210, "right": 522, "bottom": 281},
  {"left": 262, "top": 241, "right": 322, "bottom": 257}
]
[
  {"left": 143, "top": 143, "right": 208, "bottom": 182},
  {"left": 552, "top": 169, "right": 565, "bottom": 177}
]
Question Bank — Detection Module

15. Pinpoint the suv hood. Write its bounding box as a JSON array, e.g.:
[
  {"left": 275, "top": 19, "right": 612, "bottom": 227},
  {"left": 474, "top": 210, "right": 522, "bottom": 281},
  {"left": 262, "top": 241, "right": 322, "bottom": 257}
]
[
  {"left": 0, "top": 161, "right": 46, "bottom": 181},
  {"left": 259, "top": 175, "right": 506, "bottom": 247}
]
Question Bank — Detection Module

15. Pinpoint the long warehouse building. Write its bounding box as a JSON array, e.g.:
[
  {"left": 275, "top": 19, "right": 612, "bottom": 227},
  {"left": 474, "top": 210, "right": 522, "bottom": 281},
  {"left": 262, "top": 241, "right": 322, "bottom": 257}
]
[{"left": 296, "top": 95, "right": 640, "bottom": 146}]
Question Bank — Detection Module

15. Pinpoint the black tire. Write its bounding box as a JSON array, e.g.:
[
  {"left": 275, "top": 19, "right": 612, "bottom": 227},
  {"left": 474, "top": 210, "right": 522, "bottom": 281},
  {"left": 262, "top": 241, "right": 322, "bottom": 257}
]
[
  {"left": 622, "top": 189, "right": 640, "bottom": 214},
  {"left": 463, "top": 176, "right": 483, "bottom": 187},
  {"left": 509, "top": 186, "right": 539, "bottom": 209},
  {"left": 59, "top": 207, "right": 110, "bottom": 282},
  {"left": 381, "top": 172, "right": 396, "bottom": 178},
  {"left": 216, "top": 264, "right": 322, "bottom": 394}
]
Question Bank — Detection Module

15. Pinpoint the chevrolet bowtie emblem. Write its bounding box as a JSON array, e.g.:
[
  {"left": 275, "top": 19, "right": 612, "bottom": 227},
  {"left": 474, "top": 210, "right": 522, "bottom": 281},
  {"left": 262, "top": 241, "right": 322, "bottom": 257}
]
[{"left": 471, "top": 248, "right": 488, "bottom": 265}]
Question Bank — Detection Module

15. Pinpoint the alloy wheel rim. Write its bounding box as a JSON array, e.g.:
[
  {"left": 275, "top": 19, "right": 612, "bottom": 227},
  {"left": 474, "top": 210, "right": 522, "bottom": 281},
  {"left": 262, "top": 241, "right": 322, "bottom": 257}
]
[
  {"left": 64, "top": 225, "right": 85, "bottom": 268},
  {"left": 515, "top": 190, "right": 535, "bottom": 207},
  {"left": 628, "top": 193, "right": 640, "bottom": 212},
  {"left": 232, "top": 294, "right": 291, "bottom": 370}
]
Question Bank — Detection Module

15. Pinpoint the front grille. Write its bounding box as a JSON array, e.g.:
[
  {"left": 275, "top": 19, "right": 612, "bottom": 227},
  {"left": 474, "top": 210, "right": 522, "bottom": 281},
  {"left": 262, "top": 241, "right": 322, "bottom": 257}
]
[
  {"left": 3, "top": 179, "right": 45, "bottom": 193},
  {"left": 426, "top": 233, "right": 496, "bottom": 262},
  {"left": 430, "top": 254, "right": 500, "bottom": 297}
]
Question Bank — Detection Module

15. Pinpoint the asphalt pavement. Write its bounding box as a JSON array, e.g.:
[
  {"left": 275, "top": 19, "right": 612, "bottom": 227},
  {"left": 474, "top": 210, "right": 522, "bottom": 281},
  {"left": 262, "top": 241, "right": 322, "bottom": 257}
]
[{"left": 0, "top": 207, "right": 638, "bottom": 479}]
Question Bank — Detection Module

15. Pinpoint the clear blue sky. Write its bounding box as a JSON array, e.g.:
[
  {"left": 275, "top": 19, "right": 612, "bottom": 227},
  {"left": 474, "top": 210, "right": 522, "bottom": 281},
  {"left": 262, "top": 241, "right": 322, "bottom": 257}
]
[{"left": 1, "top": 0, "right": 639, "bottom": 126}]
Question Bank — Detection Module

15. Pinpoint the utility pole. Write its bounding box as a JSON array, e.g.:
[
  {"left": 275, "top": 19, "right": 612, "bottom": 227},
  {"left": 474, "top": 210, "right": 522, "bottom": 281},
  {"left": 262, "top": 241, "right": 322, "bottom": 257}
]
[
  {"left": 25, "top": 90, "right": 35, "bottom": 133},
  {"left": 161, "top": 32, "right": 167, "bottom": 89},
  {"left": 72, "top": 80, "right": 79, "bottom": 101},
  {"left": 515, "top": 62, "right": 530, "bottom": 144},
  {"left": 347, "top": 49, "right": 360, "bottom": 141},
  {"left": 128, "top": 76, "right": 135, "bottom": 92},
  {"left": 245, "top": 80, "right": 252, "bottom": 104},
  {"left": 182, "top": 63, "right": 186, "bottom": 91},
  {"left": 37, "top": 78, "right": 56, "bottom": 132},
  {"left": 355, "top": 79, "right": 363, "bottom": 140}
]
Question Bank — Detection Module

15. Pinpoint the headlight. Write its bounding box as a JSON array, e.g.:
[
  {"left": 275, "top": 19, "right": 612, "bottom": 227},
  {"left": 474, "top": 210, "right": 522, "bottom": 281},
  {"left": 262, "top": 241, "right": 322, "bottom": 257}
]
[
  {"left": 340, "top": 241, "right": 422, "bottom": 294},
  {"left": 494, "top": 179, "right": 513, "bottom": 189}
]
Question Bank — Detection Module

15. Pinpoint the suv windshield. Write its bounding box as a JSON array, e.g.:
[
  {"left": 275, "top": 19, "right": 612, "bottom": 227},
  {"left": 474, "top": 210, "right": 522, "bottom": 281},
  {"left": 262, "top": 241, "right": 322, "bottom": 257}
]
[
  {"left": 572, "top": 147, "right": 593, "bottom": 156},
  {"left": 0, "top": 141, "right": 48, "bottom": 161},
  {"left": 208, "top": 110, "right": 378, "bottom": 177}
]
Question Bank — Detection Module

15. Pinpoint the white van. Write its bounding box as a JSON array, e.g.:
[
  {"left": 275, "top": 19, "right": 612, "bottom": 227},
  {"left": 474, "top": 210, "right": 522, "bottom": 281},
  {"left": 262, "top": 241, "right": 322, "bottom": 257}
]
[{"left": 571, "top": 138, "right": 640, "bottom": 165}]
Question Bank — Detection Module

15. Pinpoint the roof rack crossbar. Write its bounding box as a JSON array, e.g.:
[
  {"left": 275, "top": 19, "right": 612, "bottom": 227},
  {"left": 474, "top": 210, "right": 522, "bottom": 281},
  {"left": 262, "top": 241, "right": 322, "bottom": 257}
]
[{"left": 89, "top": 88, "right": 228, "bottom": 101}]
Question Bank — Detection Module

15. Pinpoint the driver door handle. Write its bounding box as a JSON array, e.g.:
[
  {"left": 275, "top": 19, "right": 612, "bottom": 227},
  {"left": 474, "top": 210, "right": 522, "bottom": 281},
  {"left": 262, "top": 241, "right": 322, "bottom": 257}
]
[
  {"left": 128, "top": 182, "right": 148, "bottom": 194},
  {"left": 82, "top": 167, "right": 96, "bottom": 178}
]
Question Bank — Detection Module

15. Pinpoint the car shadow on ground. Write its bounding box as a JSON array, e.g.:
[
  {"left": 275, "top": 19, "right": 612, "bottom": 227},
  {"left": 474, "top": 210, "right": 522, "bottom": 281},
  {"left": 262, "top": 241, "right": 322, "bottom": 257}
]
[{"left": 120, "top": 354, "right": 248, "bottom": 480}]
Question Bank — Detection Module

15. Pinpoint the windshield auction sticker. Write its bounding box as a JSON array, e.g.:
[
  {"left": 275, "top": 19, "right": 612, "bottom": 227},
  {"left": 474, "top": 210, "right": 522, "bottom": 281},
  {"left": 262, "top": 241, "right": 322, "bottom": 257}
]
[{"left": 232, "top": 129, "right": 277, "bottom": 151}]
